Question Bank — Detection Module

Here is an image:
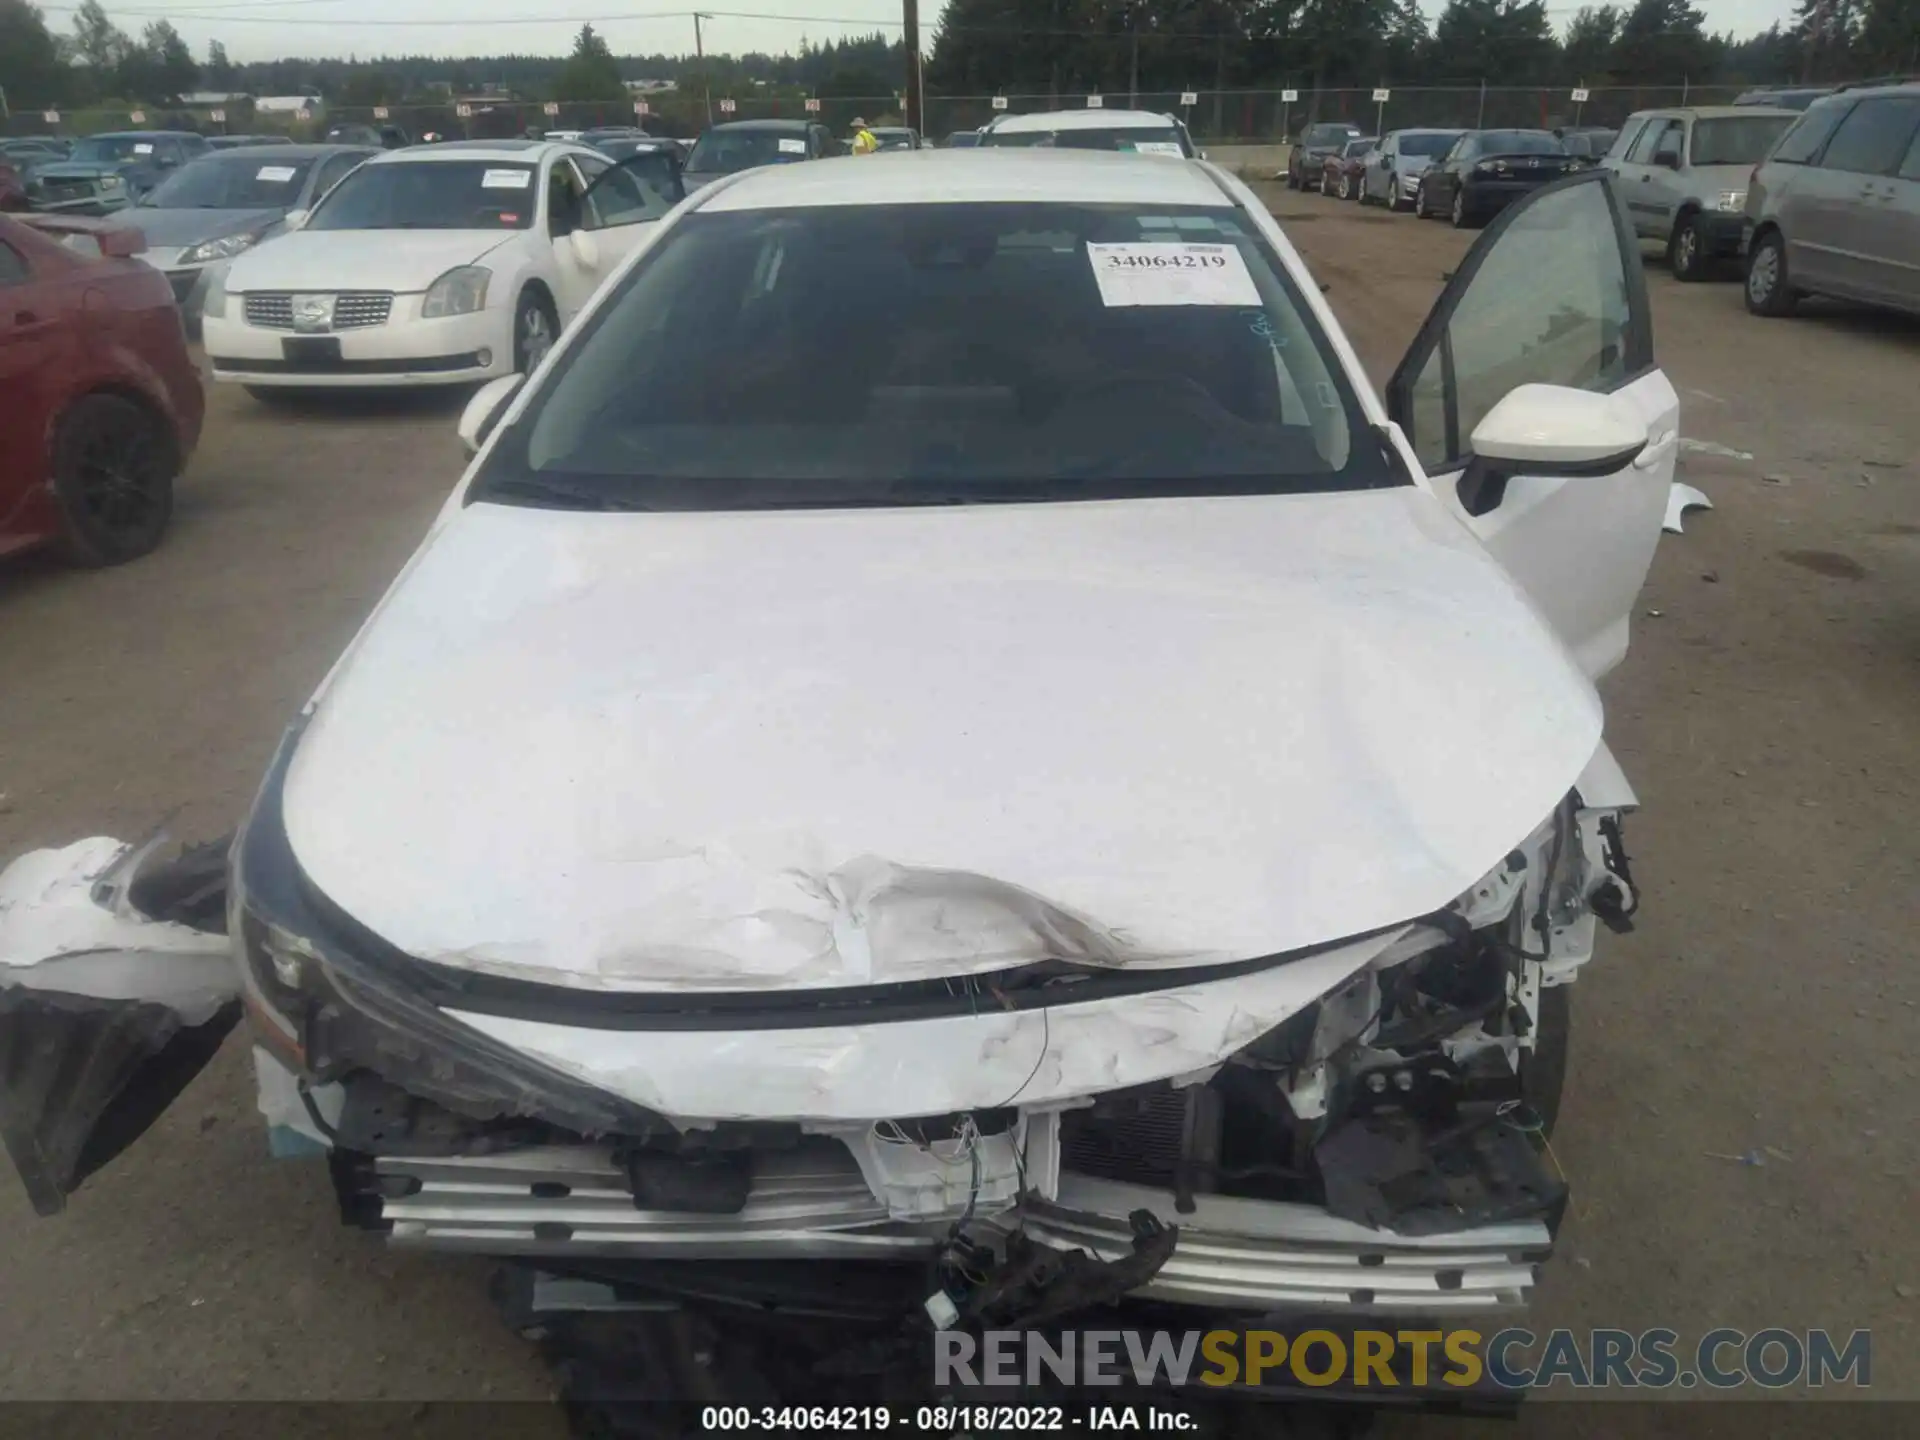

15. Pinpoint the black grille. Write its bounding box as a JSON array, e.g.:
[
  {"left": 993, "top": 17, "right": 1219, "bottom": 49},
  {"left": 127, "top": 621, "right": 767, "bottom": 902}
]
[{"left": 1060, "top": 1088, "right": 1201, "bottom": 1187}]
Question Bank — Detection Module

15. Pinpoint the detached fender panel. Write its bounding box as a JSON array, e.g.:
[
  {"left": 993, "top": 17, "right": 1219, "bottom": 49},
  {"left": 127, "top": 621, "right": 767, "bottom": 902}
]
[{"left": 0, "top": 836, "right": 239, "bottom": 1215}]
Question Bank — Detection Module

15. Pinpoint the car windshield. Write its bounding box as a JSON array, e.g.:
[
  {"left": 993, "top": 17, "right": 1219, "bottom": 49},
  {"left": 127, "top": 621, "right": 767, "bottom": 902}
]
[
  {"left": 1399, "top": 132, "right": 1457, "bottom": 157},
  {"left": 1691, "top": 115, "right": 1795, "bottom": 166},
  {"left": 306, "top": 160, "right": 536, "bottom": 230},
  {"left": 482, "top": 200, "right": 1390, "bottom": 513},
  {"left": 872, "top": 129, "right": 916, "bottom": 149},
  {"left": 1478, "top": 131, "right": 1564, "bottom": 155},
  {"left": 70, "top": 136, "right": 159, "bottom": 163},
  {"left": 140, "top": 154, "right": 315, "bottom": 209},
  {"left": 1342, "top": 140, "right": 1375, "bottom": 159},
  {"left": 687, "top": 130, "right": 809, "bottom": 174},
  {"left": 986, "top": 125, "right": 1191, "bottom": 156}
]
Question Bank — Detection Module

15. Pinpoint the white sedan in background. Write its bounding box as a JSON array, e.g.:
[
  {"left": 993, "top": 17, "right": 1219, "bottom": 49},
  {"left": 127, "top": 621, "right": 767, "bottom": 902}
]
[{"left": 201, "top": 139, "right": 679, "bottom": 395}]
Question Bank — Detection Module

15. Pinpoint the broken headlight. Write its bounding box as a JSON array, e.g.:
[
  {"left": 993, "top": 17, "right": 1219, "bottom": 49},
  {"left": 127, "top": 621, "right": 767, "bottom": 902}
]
[{"left": 229, "top": 718, "right": 671, "bottom": 1137}]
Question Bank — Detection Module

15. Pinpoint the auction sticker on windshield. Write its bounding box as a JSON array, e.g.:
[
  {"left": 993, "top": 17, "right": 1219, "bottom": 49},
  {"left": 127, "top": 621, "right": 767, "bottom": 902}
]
[
  {"left": 1086, "top": 242, "right": 1259, "bottom": 307},
  {"left": 481, "top": 168, "right": 532, "bottom": 189},
  {"left": 778, "top": 138, "right": 807, "bottom": 154},
  {"left": 257, "top": 166, "right": 298, "bottom": 182}
]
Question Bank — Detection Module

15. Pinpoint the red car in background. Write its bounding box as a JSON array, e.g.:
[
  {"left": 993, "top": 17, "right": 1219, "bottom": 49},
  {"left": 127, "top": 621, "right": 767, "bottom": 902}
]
[
  {"left": 0, "top": 212, "right": 202, "bottom": 566},
  {"left": 1319, "top": 136, "right": 1378, "bottom": 201}
]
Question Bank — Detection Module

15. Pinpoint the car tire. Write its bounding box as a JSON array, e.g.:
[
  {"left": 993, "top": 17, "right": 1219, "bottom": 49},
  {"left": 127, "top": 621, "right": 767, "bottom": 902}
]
[
  {"left": 1668, "top": 213, "right": 1708, "bottom": 282},
  {"left": 513, "top": 289, "right": 560, "bottom": 373},
  {"left": 1521, "top": 985, "right": 1572, "bottom": 1138},
  {"left": 48, "top": 392, "right": 175, "bottom": 568},
  {"left": 1337, "top": 171, "right": 1353, "bottom": 201},
  {"left": 1387, "top": 186, "right": 1405, "bottom": 213},
  {"left": 1286, "top": 164, "right": 1300, "bottom": 191},
  {"left": 1451, "top": 187, "right": 1477, "bottom": 229},
  {"left": 1744, "top": 229, "right": 1798, "bottom": 316}
]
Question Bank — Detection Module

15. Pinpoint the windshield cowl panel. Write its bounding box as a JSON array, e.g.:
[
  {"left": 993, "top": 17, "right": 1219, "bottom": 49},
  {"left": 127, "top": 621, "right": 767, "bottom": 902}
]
[{"left": 473, "top": 200, "right": 1395, "bottom": 513}]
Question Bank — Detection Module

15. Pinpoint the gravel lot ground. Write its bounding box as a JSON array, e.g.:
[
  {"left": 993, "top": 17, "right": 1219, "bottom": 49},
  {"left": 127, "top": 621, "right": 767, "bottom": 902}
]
[{"left": 0, "top": 182, "right": 1914, "bottom": 1424}]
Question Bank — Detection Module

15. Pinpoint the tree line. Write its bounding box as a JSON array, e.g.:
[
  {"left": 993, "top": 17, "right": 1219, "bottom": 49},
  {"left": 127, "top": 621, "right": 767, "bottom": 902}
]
[
  {"left": 4, "top": 0, "right": 1918, "bottom": 116},
  {"left": 929, "top": 0, "right": 1920, "bottom": 98}
]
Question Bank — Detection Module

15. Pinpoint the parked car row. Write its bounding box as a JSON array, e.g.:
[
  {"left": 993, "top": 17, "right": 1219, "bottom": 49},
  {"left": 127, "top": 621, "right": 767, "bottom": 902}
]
[{"left": 1288, "top": 79, "right": 1920, "bottom": 321}]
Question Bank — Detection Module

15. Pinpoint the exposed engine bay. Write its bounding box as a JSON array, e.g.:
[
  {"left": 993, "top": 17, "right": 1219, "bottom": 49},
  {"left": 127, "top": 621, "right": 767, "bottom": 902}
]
[{"left": 0, "top": 749, "right": 1638, "bottom": 1378}]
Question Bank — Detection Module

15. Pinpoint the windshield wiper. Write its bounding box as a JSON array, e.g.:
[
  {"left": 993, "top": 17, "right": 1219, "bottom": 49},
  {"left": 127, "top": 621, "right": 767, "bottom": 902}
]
[{"left": 475, "top": 475, "right": 656, "bottom": 512}]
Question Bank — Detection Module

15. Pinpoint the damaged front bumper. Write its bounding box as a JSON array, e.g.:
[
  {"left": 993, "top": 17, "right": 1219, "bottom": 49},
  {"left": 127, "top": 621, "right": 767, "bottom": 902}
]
[{"left": 1, "top": 735, "right": 1638, "bottom": 1335}]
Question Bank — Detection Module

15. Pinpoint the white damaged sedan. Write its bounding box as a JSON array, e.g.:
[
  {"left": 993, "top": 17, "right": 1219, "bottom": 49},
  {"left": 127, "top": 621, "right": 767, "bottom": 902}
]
[{"left": 2, "top": 150, "right": 1677, "bottom": 1381}]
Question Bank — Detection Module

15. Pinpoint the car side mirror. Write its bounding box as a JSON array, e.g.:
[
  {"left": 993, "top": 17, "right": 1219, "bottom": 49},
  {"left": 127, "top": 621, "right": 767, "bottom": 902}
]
[
  {"left": 458, "top": 374, "right": 525, "bottom": 454},
  {"left": 282, "top": 209, "right": 308, "bottom": 231},
  {"left": 1381, "top": 155, "right": 1394, "bottom": 170},
  {"left": 1656, "top": 151, "right": 1681, "bottom": 170},
  {"left": 1457, "top": 384, "right": 1648, "bottom": 516},
  {"left": 569, "top": 226, "right": 600, "bottom": 269}
]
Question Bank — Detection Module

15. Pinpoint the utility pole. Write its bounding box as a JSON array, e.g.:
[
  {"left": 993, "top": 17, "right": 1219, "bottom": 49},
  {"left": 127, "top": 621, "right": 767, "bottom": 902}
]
[
  {"left": 1211, "top": 31, "right": 1224, "bottom": 138},
  {"left": 1128, "top": 12, "right": 1140, "bottom": 109},
  {"left": 693, "top": 12, "right": 712, "bottom": 126},
  {"left": 903, "top": 0, "right": 923, "bottom": 136}
]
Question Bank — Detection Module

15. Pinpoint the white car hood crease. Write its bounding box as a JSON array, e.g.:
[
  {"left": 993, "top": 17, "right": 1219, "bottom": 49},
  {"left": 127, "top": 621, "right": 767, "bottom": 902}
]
[
  {"left": 223, "top": 228, "right": 513, "bottom": 294},
  {"left": 283, "top": 487, "right": 1603, "bottom": 994}
]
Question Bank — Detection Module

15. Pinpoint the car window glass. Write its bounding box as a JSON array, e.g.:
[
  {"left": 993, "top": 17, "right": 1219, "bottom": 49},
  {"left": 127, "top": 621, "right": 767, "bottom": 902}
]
[
  {"left": 1689, "top": 115, "right": 1795, "bottom": 166},
  {"left": 1394, "top": 179, "right": 1636, "bottom": 473},
  {"left": 1609, "top": 119, "right": 1648, "bottom": 159},
  {"left": 548, "top": 158, "right": 583, "bottom": 235},
  {"left": 502, "top": 201, "right": 1395, "bottom": 510},
  {"left": 308, "top": 161, "right": 536, "bottom": 230},
  {"left": 1817, "top": 97, "right": 1920, "bottom": 175},
  {"left": 314, "top": 152, "right": 365, "bottom": 196},
  {"left": 1900, "top": 126, "right": 1920, "bottom": 181},
  {"left": 1626, "top": 120, "right": 1672, "bottom": 163},
  {"left": 0, "top": 239, "right": 27, "bottom": 285},
  {"left": 578, "top": 154, "right": 673, "bottom": 229},
  {"left": 1771, "top": 99, "right": 1851, "bottom": 164},
  {"left": 1651, "top": 123, "right": 1683, "bottom": 162}
]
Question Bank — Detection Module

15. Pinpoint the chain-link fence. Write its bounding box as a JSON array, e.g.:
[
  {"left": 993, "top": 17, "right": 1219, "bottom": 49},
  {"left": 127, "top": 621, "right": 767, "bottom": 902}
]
[{"left": 2, "top": 83, "right": 1762, "bottom": 145}]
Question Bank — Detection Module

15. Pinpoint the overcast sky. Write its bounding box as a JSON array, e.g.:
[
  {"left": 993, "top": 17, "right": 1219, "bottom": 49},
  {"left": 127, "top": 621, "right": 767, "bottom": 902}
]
[{"left": 37, "top": 0, "right": 1805, "bottom": 65}]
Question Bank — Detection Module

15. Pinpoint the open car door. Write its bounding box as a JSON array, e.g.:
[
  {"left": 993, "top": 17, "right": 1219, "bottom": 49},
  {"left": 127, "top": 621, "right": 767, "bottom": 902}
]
[
  {"left": 0, "top": 837, "right": 237, "bottom": 1215},
  {"left": 1387, "top": 170, "right": 1679, "bottom": 680},
  {"left": 565, "top": 150, "right": 681, "bottom": 290}
]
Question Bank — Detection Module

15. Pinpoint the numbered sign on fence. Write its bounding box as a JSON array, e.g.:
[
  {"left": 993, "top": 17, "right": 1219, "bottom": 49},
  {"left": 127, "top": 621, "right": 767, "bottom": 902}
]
[
  {"left": 1372, "top": 88, "right": 1391, "bottom": 103},
  {"left": 1281, "top": 89, "right": 1299, "bottom": 104},
  {"left": 456, "top": 103, "right": 473, "bottom": 118},
  {"left": 296, "top": 109, "right": 311, "bottom": 121},
  {"left": 1180, "top": 91, "right": 1198, "bottom": 107},
  {"left": 1086, "top": 94, "right": 1104, "bottom": 109},
  {"left": 210, "top": 108, "right": 226, "bottom": 123},
  {"left": 130, "top": 110, "right": 147, "bottom": 123},
  {"left": 1571, "top": 87, "right": 1591, "bottom": 103},
  {"left": 543, "top": 102, "right": 560, "bottom": 116},
  {"left": 719, "top": 98, "right": 737, "bottom": 114},
  {"left": 991, "top": 95, "right": 1008, "bottom": 111},
  {"left": 374, "top": 105, "right": 390, "bottom": 119},
  {"left": 634, "top": 101, "right": 650, "bottom": 115},
  {"left": 804, "top": 97, "right": 821, "bottom": 112},
  {"left": 42, "top": 110, "right": 59, "bottom": 124}
]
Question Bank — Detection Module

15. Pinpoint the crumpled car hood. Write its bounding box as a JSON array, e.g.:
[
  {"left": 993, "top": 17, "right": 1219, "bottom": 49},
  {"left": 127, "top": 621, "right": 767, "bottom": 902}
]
[{"left": 283, "top": 487, "right": 1601, "bottom": 994}]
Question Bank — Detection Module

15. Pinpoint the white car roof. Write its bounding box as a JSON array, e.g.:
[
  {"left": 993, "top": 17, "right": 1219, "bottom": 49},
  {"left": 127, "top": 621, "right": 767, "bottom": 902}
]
[
  {"left": 364, "top": 140, "right": 577, "bottom": 165},
  {"left": 989, "top": 109, "right": 1179, "bottom": 134},
  {"left": 695, "top": 149, "right": 1231, "bottom": 213}
]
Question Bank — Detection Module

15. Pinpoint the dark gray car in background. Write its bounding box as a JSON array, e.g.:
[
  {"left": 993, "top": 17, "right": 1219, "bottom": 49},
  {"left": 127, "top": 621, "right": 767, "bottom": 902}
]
[
  {"left": 108, "top": 143, "right": 377, "bottom": 332},
  {"left": 1285, "top": 120, "right": 1365, "bottom": 190}
]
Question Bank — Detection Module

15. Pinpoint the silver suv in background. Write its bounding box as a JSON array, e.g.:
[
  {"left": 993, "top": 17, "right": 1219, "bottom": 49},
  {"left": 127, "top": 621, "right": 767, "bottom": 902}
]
[
  {"left": 1743, "top": 81, "right": 1920, "bottom": 319},
  {"left": 1603, "top": 106, "right": 1797, "bottom": 280}
]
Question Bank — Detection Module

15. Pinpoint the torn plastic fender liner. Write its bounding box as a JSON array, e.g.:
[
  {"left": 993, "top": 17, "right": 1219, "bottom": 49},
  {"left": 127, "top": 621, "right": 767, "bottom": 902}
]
[
  {"left": 0, "top": 836, "right": 242, "bottom": 1214},
  {"left": 0, "top": 986, "right": 240, "bottom": 1214}
]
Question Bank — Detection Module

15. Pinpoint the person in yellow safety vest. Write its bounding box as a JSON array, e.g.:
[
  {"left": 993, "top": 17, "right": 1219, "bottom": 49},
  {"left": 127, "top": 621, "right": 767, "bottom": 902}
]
[{"left": 849, "top": 118, "right": 879, "bottom": 155}]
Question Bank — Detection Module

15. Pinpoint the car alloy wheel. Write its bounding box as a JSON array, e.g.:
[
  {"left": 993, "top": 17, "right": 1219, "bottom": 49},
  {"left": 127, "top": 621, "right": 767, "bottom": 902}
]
[
  {"left": 1670, "top": 217, "right": 1704, "bottom": 282},
  {"left": 50, "top": 393, "right": 174, "bottom": 567},
  {"left": 1337, "top": 172, "right": 1352, "bottom": 201},
  {"left": 515, "top": 293, "right": 557, "bottom": 372},
  {"left": 1744, "top": 232, "right": 1796, "bottom": 317}
]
